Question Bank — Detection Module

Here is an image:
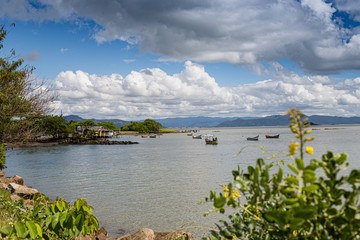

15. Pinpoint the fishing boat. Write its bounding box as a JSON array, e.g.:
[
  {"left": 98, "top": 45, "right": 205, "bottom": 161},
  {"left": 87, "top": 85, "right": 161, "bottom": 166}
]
[
  {"left": 141, "top": 135, "right": 148, "bottom": 138},
  {"left": 265, "top": 134, "right": 280, "bottom": 139},
  {"left": 192, "top": 135, "right": 202, "bottom": 139},
  {"left": 247, "top": 135, "right": 259, "bottom": 141},
  {"left": 149, "top": 135, "right": 157, "bottom": 138},
  {"left": 187, "top": 133, "right": 193, "bottom": 136},
  {"left": 204, "top": 135, "right": 218, "bottom": 144}
]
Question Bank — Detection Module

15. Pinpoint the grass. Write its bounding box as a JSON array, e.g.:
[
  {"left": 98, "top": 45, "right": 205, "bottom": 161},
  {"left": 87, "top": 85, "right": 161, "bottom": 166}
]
[
  {"left": 159, "top": 129, "right": 179, "bottom": 133},
  {"left": 0, "top": 188, "right": 13, "bottom": 228},
  {"left": 0, "top": 188, "right": 23, "bottom": 229}
]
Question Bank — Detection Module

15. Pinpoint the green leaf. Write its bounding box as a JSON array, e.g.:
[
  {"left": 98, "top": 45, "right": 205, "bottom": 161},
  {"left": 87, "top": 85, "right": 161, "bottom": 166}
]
[
  {"left": 295, "top": 158, "right": 304, "bottom": 170},
  {"left": 327, "top": 207, "right": 338, "bottom": 216},
  {"left": 14, "top": 221, "right": 28, "bottom": 238},
  {"left": 60, "top": 211, "right": 69, "bottom": 227},
  {"left": 288, "top": 164, "right": 299, "bottom": 174},
  {"left": 25, "top": 220, "right": 38, "bottom": 239},
  {"left": 277, "top": 167, "right": 283, "bottom": 183},
  {"left": 0, "top": 226, "right": 13, "bottom": 236},
  {"left": 294, "top": 206, "right": 317, "bottom": 219},
  {"left": 214, "top": 196, "right": 226, "bottom": 208},
  {"left": 51, "top": 212, "right": 60, "bottom": 229},
  {"left": 35, "top": 223, "right": 43, "bottom": 238},
  {"left": 56, "top": 200, "right": 64, "bottom": 211},
  {"left": 289, "top": 218, "right": 305, "bottom": 230},
  {"left": 303, "top": 184, "right": 319, "bottom": 192}
]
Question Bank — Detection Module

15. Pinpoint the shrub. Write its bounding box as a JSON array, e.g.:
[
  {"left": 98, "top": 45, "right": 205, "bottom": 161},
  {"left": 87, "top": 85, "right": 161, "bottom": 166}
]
[
  {"left": 204, "top": 108, "right": 360, "bottom": 239},
  {"left": 0, "top": 193, "right": 99, "bottom": 239}
]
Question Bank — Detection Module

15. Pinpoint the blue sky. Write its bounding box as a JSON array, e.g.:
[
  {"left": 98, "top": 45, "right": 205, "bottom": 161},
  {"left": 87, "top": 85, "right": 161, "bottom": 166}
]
[{"left": 1, "top": 0, "right": 360, "bottom": 120}]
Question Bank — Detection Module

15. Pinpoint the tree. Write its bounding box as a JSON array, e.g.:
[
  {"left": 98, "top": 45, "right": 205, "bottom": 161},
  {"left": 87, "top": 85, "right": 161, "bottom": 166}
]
[
  {"left": 120, "top": 119, "right": 162, "bottom": 133},
  {"left": 0, "top": 25, "right": 53, "bottom": 169},
  {"left": 96, "top": 121, "right": 117, "bottom": 130},
  {"left": 80, "top": 120, "right": 95, "bottom": 126},
  {"left": 41, "top": 115, "right": 73, "bottom": 139}
]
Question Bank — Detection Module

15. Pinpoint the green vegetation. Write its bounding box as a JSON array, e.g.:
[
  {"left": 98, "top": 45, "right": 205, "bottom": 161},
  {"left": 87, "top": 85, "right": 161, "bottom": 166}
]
[
  {"left": 0, "top": 24, "right": 53, "bottom": 169},
  {"left": 0, "top": 192, "right": 98, "bottom": 239},
  {"left": 159, "top": 128, "right": 179, "bottom": 133},
  {"left": 203, "top": 108, "right": 360, "bottom": 239},
  {"left": 40, "top": 115, "right": 73, "bottom": 139},
  {"left": 120, "top": 119, "right": 162, "bottom": 133}
]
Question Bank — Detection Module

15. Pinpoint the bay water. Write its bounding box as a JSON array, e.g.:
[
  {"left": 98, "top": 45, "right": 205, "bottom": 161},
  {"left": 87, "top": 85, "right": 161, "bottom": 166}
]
[{"left": 5, "top": 125, "right": 360, "bottom": 238}]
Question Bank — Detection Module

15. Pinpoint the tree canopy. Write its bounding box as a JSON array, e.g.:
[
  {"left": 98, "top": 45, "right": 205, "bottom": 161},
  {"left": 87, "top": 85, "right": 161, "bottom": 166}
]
[
  {"left": 120, "top": 119, "right": 162, "bottom": 133},
  {"left": 0, "top": 24, "right": 53, "bottom": 169}
]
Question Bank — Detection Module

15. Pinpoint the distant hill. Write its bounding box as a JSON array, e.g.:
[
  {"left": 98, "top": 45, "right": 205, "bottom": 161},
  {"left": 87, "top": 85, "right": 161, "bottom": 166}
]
[
  {"left": 63, "top": 114, "right": 360, "bottom": 129},
  {"left": 154, "top": 116, "right": 238, "bottom": 128},
  {"left": 64, "top": 115, "right": 131, "bottom": 128},
  {"left": 217, "top": 115, "right": 360, "bottom": 127}
]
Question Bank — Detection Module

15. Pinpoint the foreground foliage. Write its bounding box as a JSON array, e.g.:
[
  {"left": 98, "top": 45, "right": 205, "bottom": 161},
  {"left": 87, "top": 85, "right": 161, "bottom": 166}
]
[
  {"left": 204, "top": 108, "right": 360, "bottom": 239},
  {"left": 0, "top": 193, "right": 98, "bottom": 239}
]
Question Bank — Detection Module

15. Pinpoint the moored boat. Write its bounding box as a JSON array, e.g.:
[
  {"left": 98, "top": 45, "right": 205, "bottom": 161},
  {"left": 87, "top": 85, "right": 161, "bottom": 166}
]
[
  {"left": 141, "top": 135, "right": 148, "bottom": 138},
  {"left": 149, "top": 135, "right": 157, "bottom": 138},
  {"left": 204, "top": 135, "right": 218, "bottom": 144},
  {"left": 265, "top": 134, "right": 280, "bottom": 139},
  {"left": 247, "top": 135, "right": 259, "bottom": 141},
  {"left": 192, "top": 135, "right": 202, "bottom": 139}
]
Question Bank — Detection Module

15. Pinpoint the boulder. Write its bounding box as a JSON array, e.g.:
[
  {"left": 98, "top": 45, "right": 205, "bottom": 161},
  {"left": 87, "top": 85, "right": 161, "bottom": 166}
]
[
  {"left": 118, "top": 228, "right": 155, "bottom": 240},
  {"left": 0, "top": 182, "right": 7, "bottom": 190},
  {"left": 0, "top": 175, "right": 24, "bottom": 185},
  {"left": 12, "top": 175, "right": 24, "bottom": 185},
  {"left": 6, "top": 183, "right": 38, "bottom": 199}
]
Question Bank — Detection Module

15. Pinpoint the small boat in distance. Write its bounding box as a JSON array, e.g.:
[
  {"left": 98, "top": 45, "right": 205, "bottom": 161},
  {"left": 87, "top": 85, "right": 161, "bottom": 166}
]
[
  {"left": 265, "top": 134, "right": 280, "bottom": 139},
  {"left": 204, "top": 135, "right": 218, "bottom": 144},
  {"left": 141, "top": 135, "right": 148, "bottom": 138},
  {"left": 192, "top": 135, "right": 202, "bottom": 139},
  {"left": 247, "top": 135, "right": 259, "bottom": 141},
  {"left": 187, "top": 133, "right": 193, "bottom": 136},
  {"left": 149, "top": 135, "right": 157, "bottom": 138}
]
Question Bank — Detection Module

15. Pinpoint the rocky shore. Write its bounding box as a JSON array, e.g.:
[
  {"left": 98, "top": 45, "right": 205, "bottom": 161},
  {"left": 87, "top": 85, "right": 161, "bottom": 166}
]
[
  {"left": 0, "top": 174, "right": 193, "bottom": 240},
  {"left": 5, "top": 138, "right": 139, "bottom": 148},
  {"left": 58, "top": 138, "right": 139, "bottom": 145}
]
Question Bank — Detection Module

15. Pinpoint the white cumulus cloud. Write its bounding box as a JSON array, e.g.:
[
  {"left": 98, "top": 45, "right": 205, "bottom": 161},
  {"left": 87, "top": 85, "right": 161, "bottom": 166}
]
[{"left": 53, "top": 61, "right": 360, "bottom": 120}]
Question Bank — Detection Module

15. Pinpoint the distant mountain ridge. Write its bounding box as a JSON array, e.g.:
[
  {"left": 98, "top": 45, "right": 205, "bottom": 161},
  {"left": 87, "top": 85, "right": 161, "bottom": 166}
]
[
  {"left": 217, "top": 115, "right": 360, "bottom": 127},
  {"left": 64, "top": 114, "right": 360, "bottom": 129},
  {"left": 64, "top": 115, "right": 131, "bottom": 128},
  {"left": 154, "top": 116, "right": 238, "bottom": 128}
]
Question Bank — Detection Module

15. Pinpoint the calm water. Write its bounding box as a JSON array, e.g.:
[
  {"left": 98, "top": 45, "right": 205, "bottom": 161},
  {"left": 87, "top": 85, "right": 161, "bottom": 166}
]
[{"left": 5, "top": 126, "right": 360, "bottom": 238}]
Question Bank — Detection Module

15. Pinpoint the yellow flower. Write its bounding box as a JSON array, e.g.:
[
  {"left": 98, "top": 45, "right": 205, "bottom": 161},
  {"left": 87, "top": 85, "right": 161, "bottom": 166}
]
[
  {"left": 223, "top": 186, "right": 229, "bottom": 192},
  {"left": 306, "top": 146, "right": 314, "bottom": 155},
  {"left": 232, "top": 194, "right": 237, "bottom": 201},
  {"left": 233, "top": 188, "right": 241, "bottom": 197},
  {"left": 224, "top": 192, "right": 229, "bottom": 198},
  {"left": 232, "top": 234, "right": 237, "bottom": 239},
  {"left": 287, "top": 140, "right": 299, "bottom": 156}
]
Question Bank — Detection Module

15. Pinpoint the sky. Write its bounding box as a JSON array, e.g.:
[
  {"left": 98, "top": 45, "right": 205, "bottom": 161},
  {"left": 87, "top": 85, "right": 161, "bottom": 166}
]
[{"left": 1, "top": 0, "right": 360, "bottom": 120}]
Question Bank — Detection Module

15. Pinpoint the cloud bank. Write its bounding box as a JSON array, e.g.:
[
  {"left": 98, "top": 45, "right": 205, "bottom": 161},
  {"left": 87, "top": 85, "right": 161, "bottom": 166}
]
[
  {"left": 54, "top": 61, "right": 360, "bottom": 120},
  {"left": 1, "top": 0, "right": 360, "bottom": 74}
]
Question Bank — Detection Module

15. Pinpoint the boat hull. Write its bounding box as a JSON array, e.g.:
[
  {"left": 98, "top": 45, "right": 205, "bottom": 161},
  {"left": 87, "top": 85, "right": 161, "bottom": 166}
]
[
  {"left": 265, "top": 134, "right": 280, "bottom": 139},
  {"left": 247, "top": 135, "right": 259, "bottom": 141}
]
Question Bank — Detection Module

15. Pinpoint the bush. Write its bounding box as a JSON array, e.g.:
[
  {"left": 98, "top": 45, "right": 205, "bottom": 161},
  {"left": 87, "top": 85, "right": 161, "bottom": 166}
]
[
  {"left": 0, "top": 193, "right": 99, "bottom": 239},
  {"left": 204, "top": 108, "right": 360, "bottom": 239}
]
